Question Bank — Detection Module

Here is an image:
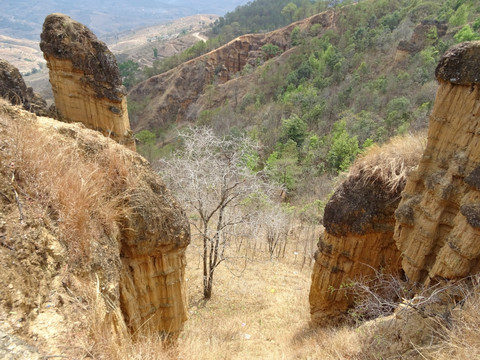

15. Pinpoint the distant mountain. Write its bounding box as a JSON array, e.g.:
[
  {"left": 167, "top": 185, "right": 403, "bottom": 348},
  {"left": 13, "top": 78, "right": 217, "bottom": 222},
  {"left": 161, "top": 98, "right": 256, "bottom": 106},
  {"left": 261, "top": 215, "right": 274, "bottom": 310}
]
[{"left": 0, "top": 0, "right": 249, "bottom": 40}]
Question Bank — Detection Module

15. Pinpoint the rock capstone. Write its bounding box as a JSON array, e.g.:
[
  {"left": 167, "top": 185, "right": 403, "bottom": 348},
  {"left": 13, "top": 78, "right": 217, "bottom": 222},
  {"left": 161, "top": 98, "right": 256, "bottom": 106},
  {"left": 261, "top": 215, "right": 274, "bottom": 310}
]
[
  {"left": 309, "top": 177, "right": 403, "bottom": 323},
  {"left": 119, "top": 168, "right": 190, "bottom": 335}
]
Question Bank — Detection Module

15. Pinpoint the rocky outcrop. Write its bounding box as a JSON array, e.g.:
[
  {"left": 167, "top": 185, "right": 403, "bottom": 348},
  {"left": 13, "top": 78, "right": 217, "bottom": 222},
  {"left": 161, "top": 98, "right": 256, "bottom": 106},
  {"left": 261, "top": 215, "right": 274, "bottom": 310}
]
[
  {"left": 0, "top": 102, "right": 189, "bottom": 356},
  {"left": 395, "top": 20, "right": 448, "bottom": 63},
  {"left": 309, "top": 136, "right": 424, "bottom": 323},
  {"left": 395, "top": 41, "right": 480, "bottom": 285},
  {"left": 0, "top": 59, "right": 49, "bottom": 116},
  {"left": 128, "top": 11, "right": 335, "bottom": 129},
  {"left": 40, "top": 13, "right": 135, "bottom": 150},
  {"left": 310, "top": 40, "right": 480, "bottom": 332}
]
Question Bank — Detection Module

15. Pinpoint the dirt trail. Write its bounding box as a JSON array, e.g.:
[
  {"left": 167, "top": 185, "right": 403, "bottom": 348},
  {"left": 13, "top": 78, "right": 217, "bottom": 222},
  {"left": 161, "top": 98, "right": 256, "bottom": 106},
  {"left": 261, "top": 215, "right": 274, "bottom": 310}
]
[{"left": 192, "top": 32, "right": 208, "bottom": 41}]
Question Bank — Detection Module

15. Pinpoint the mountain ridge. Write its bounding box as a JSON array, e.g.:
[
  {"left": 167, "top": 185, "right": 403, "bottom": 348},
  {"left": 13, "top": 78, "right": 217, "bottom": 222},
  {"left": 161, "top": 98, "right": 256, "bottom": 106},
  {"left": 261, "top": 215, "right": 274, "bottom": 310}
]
[{"left": 0, "top": 0, "right": 249, "bottom": 40}]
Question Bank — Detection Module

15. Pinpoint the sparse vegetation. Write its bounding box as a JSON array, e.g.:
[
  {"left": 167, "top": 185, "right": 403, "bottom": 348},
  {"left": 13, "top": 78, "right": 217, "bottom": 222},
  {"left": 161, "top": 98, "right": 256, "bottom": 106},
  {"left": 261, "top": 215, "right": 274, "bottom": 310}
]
[
  {"left": 3, "top": 106, "right": 130, "bottom": 264},
  {"left": 133, "top": 0, "right": 480, "bottom": 204},
  {"left": 80, "top": 237, "right": 480, "bottom": 360},
  {"left": 3, "top": 99, "right": 480, "bottom": 359},
  {"left": 432, "top": 276, "right": 480, "bottom": 359},
  {"left": 157, "top": 127, "right": 278, "bottom": 299}
]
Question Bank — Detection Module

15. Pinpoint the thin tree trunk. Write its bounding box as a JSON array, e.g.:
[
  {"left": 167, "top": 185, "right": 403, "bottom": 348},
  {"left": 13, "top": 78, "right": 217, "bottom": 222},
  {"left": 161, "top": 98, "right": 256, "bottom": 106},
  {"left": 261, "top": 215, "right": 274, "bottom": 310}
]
[
  {"left": 202, "top": 220, "right": 209, "bottom": 299},
  {"left": 204, "top": 272, "right": 213, "bottom": 299},
  {"left": 204, "top": 188, "right": 226, "bottom": 299}
]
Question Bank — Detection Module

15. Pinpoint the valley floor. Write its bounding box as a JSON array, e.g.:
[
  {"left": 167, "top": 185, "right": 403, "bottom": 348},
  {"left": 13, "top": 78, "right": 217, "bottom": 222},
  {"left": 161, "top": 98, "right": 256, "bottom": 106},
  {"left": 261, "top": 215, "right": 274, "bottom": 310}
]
[
  {"left": 139, "top": 234, "right": 363, "bottom": 360},
  {"left": 181, "top": 244, "right": 316, "bottom": 359}
]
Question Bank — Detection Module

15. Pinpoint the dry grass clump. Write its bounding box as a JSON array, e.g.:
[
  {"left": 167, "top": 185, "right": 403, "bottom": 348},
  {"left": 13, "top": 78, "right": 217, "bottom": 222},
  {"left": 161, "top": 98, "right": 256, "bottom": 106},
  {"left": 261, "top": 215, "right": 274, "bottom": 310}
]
[
  {"left": 76, "top": 279, "right": 174, "bottom": 360},
  {"left": 425, "top": 276, "right": 480, "bottom": 359},
  {"left": 2, "top": 106, "right": 130, "bottom": 264},
  {"left": 0, "top": 104, "right": 152, "bottom": 358},
  {"left": 349, "top": 132, "right": 426, "bottom": 192}
]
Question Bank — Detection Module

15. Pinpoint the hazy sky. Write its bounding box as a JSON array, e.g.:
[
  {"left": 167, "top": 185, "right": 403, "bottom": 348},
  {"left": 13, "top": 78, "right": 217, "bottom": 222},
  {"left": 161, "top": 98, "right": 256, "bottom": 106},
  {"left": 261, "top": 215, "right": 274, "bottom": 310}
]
[{"left": 1, "top": 0, "right": 250, "bottom": 39}]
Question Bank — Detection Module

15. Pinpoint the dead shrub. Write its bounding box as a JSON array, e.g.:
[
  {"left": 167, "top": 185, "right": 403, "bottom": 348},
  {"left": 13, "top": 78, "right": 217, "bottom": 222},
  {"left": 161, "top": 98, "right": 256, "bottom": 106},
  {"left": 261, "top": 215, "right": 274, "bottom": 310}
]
[
  {"left": 348, "top": 270, "right": 477, "bottom": 326},
  {"left": 350, "top": 272, "right": 480, "bottom": 359},
  {"left": 348, "top": 270, "right": 410, "bottom": 325}
]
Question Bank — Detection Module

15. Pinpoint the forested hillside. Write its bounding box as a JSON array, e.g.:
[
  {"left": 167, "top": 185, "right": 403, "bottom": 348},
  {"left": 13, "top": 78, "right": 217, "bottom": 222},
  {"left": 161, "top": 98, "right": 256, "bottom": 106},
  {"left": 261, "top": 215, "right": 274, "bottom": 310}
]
[
  {"left": 210, "top": 0, "right": 330, "bottom": 37},
  {"left": 129, "top": 0, "right": 480, "bottom": 203}
]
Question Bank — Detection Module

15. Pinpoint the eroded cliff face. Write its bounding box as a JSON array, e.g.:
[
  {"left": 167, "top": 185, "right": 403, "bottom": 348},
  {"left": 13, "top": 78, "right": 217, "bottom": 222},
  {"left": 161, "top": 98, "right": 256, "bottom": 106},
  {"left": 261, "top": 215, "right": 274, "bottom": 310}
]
[
  {"left": 394, "top": 20, "right": 448, "bottom": 64},
  {"left": 128, "top": 11, "right": 335, "bottom": 129},
  {"left": 395, "top": 41, "right": 480, "bottom": 284},
  {"left": 0, "top": 102, "right": 189, "bottom": 356},
  {"left": 40, "top": 13, "right": 135, "bottom": 150},
  {"left": 309, "top": 136, "right": 424, "bottom": 323},
  {"left": 0, "top": 59, "right": 49, "bottom": 116}
]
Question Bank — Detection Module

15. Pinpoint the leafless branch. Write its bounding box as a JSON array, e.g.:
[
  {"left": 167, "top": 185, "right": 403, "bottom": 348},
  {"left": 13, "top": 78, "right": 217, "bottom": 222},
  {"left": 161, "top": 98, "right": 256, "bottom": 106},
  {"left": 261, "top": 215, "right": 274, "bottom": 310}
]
[{"left": 154, "top": 126, "right": 276, "bottom": 299}]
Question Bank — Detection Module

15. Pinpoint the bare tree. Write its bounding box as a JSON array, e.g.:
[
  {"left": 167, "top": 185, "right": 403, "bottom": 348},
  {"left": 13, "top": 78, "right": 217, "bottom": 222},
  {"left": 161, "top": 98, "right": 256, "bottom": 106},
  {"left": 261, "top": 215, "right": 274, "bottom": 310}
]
[
  {"left": 157, "top": 127, "right": 272, "bottom": 299},
  {"left": 261, "top": 203, "right": 293, "bottom": 259}
]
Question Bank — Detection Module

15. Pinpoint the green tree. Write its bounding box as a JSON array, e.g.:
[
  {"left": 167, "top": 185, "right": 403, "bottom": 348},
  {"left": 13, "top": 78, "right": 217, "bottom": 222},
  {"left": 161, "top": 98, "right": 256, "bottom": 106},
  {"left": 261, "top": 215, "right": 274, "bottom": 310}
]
[
  {"left": 153, "top": 48, "right": 158, "bottom": 58},
  {"left": 473, "top": 17, "right": 480, "bottom": 31},
  {"left": 282, "top": 2, "right": 298, "bottom": 23},
  {"left": 265, "top": 140, "right": 301, "bottom": 191},
  {"left": 386, "top": 97, "right": 411, "bottom": 132},
  {"left": 135, "top": 130, "right": 157, "bottom": 162},
  {"left": 262, "top": 43, "right": 281, "bottom": 59},
  {"left": 454, "top": 24, "right": 480, "bottom": 42},
  {"left": 119, "top": 60, "right": 140, "bottom": 89},
  {"left": 135, "top": 129, "right": 156, "bottom": 145},
  {"left": 302, "top": 133, "right": 325, "bottom": 174},
  {"left": 291, "top": 26, "right": 302, "bottom": 46},
  {"left": 381, "top": 10, "right": 401, "bottom": 30},
  {"left": 280, "top": 114, "right": 308, "bottom": 147},
  {"left": 449, "top": 4, "right": 469, "bottom": 26},
  {"left": 327, "top": 120, "right": 360, "bottom": 172}
]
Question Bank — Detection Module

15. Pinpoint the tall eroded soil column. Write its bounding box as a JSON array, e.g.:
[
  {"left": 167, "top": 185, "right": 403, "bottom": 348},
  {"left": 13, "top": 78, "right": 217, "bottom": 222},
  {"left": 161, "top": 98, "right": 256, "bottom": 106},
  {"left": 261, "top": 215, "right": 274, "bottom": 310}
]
[
  {"left": 40, "top": 13, "right": 135, "bottom": 150},
  {"left": 395, "top": 41, "right": 480, "bottom": 284}
]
